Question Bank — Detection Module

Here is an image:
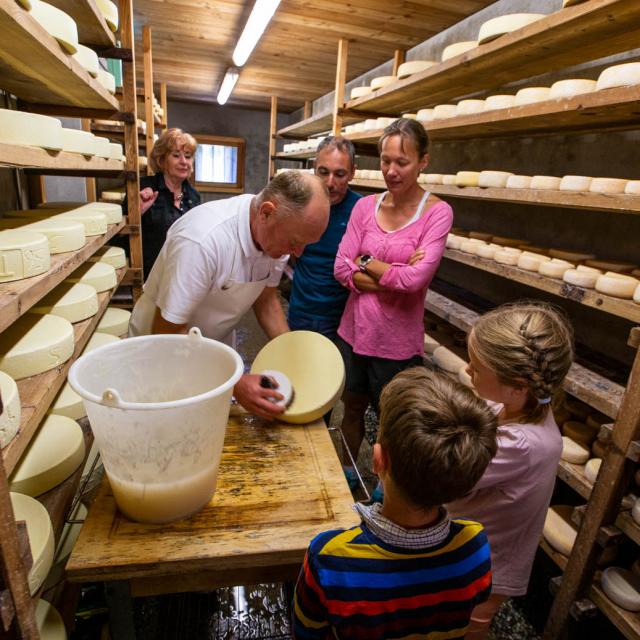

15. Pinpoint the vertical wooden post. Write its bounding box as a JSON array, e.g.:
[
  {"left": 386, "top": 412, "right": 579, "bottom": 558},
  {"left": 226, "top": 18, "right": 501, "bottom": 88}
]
[
  {"left": 332, "top": 38, "right": 349, "bottom": 136},
  {"left": 543, "top": 344, "right": 640, "bottom": 639},
  {"left": 143, "top": 25, "right": 155, "bottom": 176},
  {"left": 160, "top": 82, "right": 168, "bottom": 129},
  {"left": 121, "top": 0, "right": 143, "bottom": 300},
  {"left": 303, "top": 101, "right": 311, "bottom": 120},
  {"left": 26, "top": 175, "right": 46, "bottom": 207},
  {"left": 82, "top": 119, "right": 97, "bottom": 201},
  {"left": 392, "top": 49, "right": 406, "bottom": 76},
  {"left": 269, "top": 95, "right": 278, "bottom": 181}
]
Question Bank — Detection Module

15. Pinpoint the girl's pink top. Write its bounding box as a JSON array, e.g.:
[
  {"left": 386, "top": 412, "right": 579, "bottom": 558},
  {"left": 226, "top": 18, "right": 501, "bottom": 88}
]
[{"left": 334, "top": 193, "right": 452, "bottom": 360}]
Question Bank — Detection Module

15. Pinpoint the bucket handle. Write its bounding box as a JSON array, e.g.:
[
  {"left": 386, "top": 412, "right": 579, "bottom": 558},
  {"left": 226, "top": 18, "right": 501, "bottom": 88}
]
[
  {"left": 102, "top": 388, "right": 123, "bottom": 407},
  {"left": 188, "top": 327, "right": 204, "bottom": 341}
]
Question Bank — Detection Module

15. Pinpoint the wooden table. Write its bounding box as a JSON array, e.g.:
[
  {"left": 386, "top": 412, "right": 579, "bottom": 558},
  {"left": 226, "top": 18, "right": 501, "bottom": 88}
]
[{"left": 66, "top": 414, "right": 359, "bottom": 636}]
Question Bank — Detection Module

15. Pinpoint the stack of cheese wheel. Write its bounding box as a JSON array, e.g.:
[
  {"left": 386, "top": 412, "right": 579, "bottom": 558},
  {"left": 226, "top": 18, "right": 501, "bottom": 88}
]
[
  {"left": 477, "top": 13, "right": 546, "bottom": 44},
  {"left": 89, "top": 245, "right": 127, "bottom": 269},
  {"left": 0, "top": 109, "right": 63, "bottom": 151},
  {"left": 72, "top": 44, "right": 99, "bottom": 77},
  {"left": 543, "top": 505, "right": 577, "bottom": 556},
  {"left": 29, "top": 0, "right": 78, "bottom": 54},
  {"left": 66, "top": 261, "right": 117, "bottom": 292},
  {"left": 601, "top": 568, "right": 640, "bottom": 612},
  {"left": 397, "top": 60, "right": 435, "bottom": 78},
  {"left": 100, "top": 190, "right": 126, "bottom": 204},
  {"left": 596, "top": 62, "right": 640, "bottom": 91},
  {"left": 9, "top": 414, "right": 85, "bottom": 497},
  {"left": 0, "top": 229, "right": 50, "bottom": 282},
  {"left": 35, "top": 599, "right": 67, "bottom": 640},
  {"left": 9, "top": 492, "right": 55, "bottom": 595},
  {"left": 0, "top": 217, "right": 85, "bottom": 254},
  {"left": 563, "top": 265, "right": 602, "bottom": 289},
  {"left": 595, "top": 272, "right": 639, "bottom": 299},
  {"left": 31, "top": 282, "right": 99, "bottom": 323},
  {"left": 0, "top": 371, "right": 21, "bottom": 448},
  {"left": 441, "top": 41, "right": 478, "bottom": 61},
  {"left": 539, "top": 258, "right": 574, "bottom": 279},
  {"left": 96, "top": 307, "right": 131, "bottom": 337},
  {"left": 0, "top": 314, "right": 74, "bottom": 380},
  {"left": 561, "top": 436, "right": 589, "bottom": 464}
]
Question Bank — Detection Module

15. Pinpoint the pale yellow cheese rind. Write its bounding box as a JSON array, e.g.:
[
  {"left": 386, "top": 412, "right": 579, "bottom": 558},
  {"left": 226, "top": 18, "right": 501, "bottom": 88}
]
[
  {"left": 0, "top": 217, "right": 85, "bottom": 255},
  {"left": 370, "top": 75, "right": 397, "bottom": 90},
  {"left": 506, "top": 175, "right": 532, "bottom": 189},
  {"left": 35, "top": 599, "right": 67, "bottom": 640},
  {"left": 543, "top": 504, "right": 577, "bottom": 556},
  {"left": 432, "top": 104, "right": 457, "bottom": 120},
  {"left": 61, "top": 128, "right": 96, "bottom": 155},
  {"left": 560, "top": 436, "right": 589, "bottom": 464},
  {"left": 530, "top": 175, "right": 562, "bottom": 190},
  {"left": 0, "top": 109, "right": 63, "bottom": 151},
  {"left": 30, "top": 0, "right": 79, "bottom": 54},
  {"left": 596, "top": 62, "right": 640, "bottom": 91},
  {"left": 549, "top": 79, "right": 597, "bottom": 99},
  {"left": 456, "top": 99, "right": 485, "bottom": 116},
  {"left": 49, "top": 381, "right": 85, "bottom": 420},
  {"left": 96, "top": 307, "right": 131, "bottom": 336},
  {"left": 478, "top": 13, "right": 546, "bottom": 44},
  {"left": 82, "top": 331, "right": 120, "bottom": 354},
  {"left": 0, "top": 371, "right": 21, "bottom": 448},
  {"left": 350, "top": 86, "right": 372, "bottom": 100},
  {"left": 89, "top": 245, "right": 126, "bottom": 269},
  {"left": 442, "top": 41, "right": 478, "bottom": 61},
  {"left": 72, "top": 44, "right": 99, "bottom": 77},
  {"left": 0, "top": 229, "right": 50, "bottom": 283},
  {"left": 455, "top": 171, "right": 481, "bottom": 187},
  {"left": 66, "top": 261, "right": 117, "bottom": 292},
  {"left": 397, "top": 60, "right": 435, "bottom": 78},
  {"left": 95, "top": 0, "right": 119, "bottom": 31},
  {"left": 31, "top": 282, "right": 99, "bottom": 323},
  {"left": 514, "top": 87, "right": 551, "bottom": 106},
  {"left": 484, "top": 95, "right": 515, "bottom": 111},
  {"left": 96, "top": 68, "right": 116, "bottom": 94}
]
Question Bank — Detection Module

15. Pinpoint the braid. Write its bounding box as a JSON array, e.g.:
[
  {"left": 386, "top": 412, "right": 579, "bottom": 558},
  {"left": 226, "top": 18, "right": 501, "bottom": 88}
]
[{"left": 518, "top": 318, "right": 554, "bottom": 400}]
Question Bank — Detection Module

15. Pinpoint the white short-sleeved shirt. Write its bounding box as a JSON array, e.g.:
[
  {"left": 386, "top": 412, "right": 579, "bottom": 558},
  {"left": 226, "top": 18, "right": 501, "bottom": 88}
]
[{"left": 129, "top": 194, "right": 287, "bottom": 341}]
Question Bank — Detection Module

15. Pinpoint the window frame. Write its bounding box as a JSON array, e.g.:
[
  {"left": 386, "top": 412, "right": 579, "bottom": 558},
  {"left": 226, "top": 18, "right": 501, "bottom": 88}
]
[{"left": 192, "top": 133, "right": 246, "bottom": 194}]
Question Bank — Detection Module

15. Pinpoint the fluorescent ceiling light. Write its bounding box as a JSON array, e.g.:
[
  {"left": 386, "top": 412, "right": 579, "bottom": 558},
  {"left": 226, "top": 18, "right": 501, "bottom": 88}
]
[
  {"left": 217, "top": 67, "right": 240, "bottom": 105},
  {"left": 232, "top": 0, "right": 281, "bottom": 67}
]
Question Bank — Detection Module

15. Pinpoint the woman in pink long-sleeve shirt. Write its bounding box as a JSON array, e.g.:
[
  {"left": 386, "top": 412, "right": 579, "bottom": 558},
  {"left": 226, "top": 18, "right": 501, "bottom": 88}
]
[{"left": 333, "top": 118, "right": 453, "bottom": 493}]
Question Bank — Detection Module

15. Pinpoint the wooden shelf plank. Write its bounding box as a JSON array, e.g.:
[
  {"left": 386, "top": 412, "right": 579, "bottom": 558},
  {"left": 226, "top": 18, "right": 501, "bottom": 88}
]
[
  {"left": 590, "top": 582, "right": 640, "bottom": 640},
  {"left": 274, "top": 151, "right": 316, "bottom": 160},
  {"left": 0, "top": 142, "right": 124, "bottom": 173},
  {"left": 91, "top": 120, "right": 147, "bottom": 145},
  {"left": 44, "top": 0, "right": 115, "bottom": 47},
  {"left": 346, "top": 0, "right": 640, "bottom": 114},
  {"left": 443, "top": 248, "right": 640, "bottom": 324},
  {"left": 277, "top": 111, "right": 363, "bottom": 140},
  {"left": 539, "top": 537, "right": 569, "bottom": 571},
  {"left": 557, "top": 460, "right": 593, "bottom": 500},
  {"left": 2, "top": 268, "right": 125, "bottom": 477},
  {"left": 349, "top": 179, "right": 640, "bottom": 215},
  {"left": 424, "top": 290, "right": 625, "bottom": 419},
  {"left": 0, "top": 0, "right": 119, "bottom": 110},
  {"left": 614, "top": 511, "right": 640, "bottom": 546},
  {"left": 0, "top": 219, "right": 126, "bottom": 333},
  {"left": 346, "top": 86, "right": 640, "bottom": 142}
]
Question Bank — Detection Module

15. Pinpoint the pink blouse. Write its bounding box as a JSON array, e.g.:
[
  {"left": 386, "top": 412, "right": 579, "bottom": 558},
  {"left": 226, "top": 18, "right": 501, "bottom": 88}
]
[{"left": 334, "top": 193, "right": 453, "bottom": 360}]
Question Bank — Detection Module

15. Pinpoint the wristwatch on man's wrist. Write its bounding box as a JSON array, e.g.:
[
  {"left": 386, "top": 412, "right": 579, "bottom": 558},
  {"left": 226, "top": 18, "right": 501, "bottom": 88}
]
[{"left": 359, "top": 255, "right": 374, "bottom": 272}]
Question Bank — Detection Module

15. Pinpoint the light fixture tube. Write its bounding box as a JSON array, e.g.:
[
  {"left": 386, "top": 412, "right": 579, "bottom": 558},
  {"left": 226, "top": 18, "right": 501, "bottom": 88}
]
[
  {"left": 217, "top": 67, "right": 240, "bottom": 105},
  {"left": 232, "top": 0, "right": 281, "bottom": 67}
]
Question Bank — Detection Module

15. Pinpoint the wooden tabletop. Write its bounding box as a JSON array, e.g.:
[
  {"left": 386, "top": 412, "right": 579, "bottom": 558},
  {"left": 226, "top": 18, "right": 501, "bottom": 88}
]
[{"left": 66, "top": 414, "right": 359, "bottom": 596}]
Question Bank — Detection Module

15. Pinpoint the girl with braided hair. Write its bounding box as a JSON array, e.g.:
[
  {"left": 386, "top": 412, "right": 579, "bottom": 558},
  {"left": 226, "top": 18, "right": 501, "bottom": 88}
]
[{"left": 447, "top": 301, "right": 574, "bottom": 639}]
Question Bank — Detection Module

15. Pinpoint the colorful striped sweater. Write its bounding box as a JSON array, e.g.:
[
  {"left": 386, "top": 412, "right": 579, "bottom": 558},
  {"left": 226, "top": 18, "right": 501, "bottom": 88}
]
[{"left": 293, "top": 508, "right": 491, "bottom": 639}]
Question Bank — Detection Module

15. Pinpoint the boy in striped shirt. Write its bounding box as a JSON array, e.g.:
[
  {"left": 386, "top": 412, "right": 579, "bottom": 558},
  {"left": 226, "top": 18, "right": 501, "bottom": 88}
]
[{"left": 293, "top": 368, "right": 498, "bottom": 639}]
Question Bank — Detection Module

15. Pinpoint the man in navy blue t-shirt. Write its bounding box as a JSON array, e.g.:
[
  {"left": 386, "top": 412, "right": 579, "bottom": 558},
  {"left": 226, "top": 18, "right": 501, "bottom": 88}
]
[{"left": 288, "top": 136, "right": 361, "bottom": 340}]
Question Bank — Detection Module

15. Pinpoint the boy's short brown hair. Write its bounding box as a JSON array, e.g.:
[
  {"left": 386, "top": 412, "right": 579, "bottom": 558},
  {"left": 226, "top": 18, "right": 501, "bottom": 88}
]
[{"left": 379, "top": 368, "right": 498, "bottom": 510}]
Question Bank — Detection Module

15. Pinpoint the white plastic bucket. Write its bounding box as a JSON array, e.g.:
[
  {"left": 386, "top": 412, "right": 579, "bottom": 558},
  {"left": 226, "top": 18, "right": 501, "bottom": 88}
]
[{"left": 68, "top": 328, "right": 243, "bottom": 523}]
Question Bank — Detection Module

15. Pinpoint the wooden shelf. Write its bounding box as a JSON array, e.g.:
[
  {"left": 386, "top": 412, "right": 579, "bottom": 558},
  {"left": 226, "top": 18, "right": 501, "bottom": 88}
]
[
  {"left": 557, "top": 460, "right": 593, "bottom": 500},
  {"left": 91, "top": 120, "right": 147, "bottom": 145},
  {"left": 44, "top": 0, "right": 115, "bottom": 47},
  {"left": 590, "top": 582, "right": 640, "bottom": 640},
  {"left": 3, "top": 267, "right": 125, "bottom": 476},
  {"left": 443, "top": 248, "right": 640, "bottom": 324},
  {"left": 346, "top": 0, "right": 640, "bottom": 114},
  {"left": 0, "top": 219, "right": 126, "bottom": 333},
  {"left": 0, "top": 142, "right": 124, "bottom": 174},
  {"left": 350, "top": 179, "right": 640, "bottom": 215},
  {"left": 614, "top": 511, "right": 640, "bottom": 546},
  {"left": 0, "top": 0, "right": 119, "bottom": 110},
  {"left": 424, "top": 290, "right": 625, "bottom": 418},
  {"left": 274, "top": 151, "right": 316, "bottom": 160},
  {"left": 277, "top": 111, "right": 363, "bottom": 140},
  {"left": 540, "top": 537, "right": 569, "bottom": 571}
]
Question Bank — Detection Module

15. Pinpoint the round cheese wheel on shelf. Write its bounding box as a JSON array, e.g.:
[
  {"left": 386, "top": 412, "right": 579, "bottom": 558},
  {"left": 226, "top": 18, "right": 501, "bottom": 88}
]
[
  {"left": 82, "top": 331, "right": 120, "bottom": 354},
  {"left": 563, "top": 268, "right": 599, "bottom": 289},
  {"left": 561, "top": 436, "right": 589, "bottom": 464},
  {"left": 517, "top": 252, "right": 550, "bottom": 272},
  {"left": 397, "top": 60, "right": 435, "bottom": 78},
  {"left": 539, "top": 259, "right": 574, "bottom": 279},
  {"left": 549, "top": 79, "right": 597, "bottom": 100},
  {"left": 478, "top": 13, "right": 546, "bottom": 44},
  {"left": 455, "top": 171, "right": 480, "bottom": 187},
  {"left": 543, "top": 505, "right": 577, "bottom": 556},
  {"left": 73, "top": 202, "right": 123, "bottom": 224},
  {"left": 96, "top": 68, "right": 116, "bottom": 94},
  {"left": 0, "top": 313, "right": 74, "bottom": 380},
  {"left": 52, "top": 210, "right": 107, "bottom": 236},
  {"left": 0, "top": 217, "right": 85, "bottom": 255},
  {"left": 60, "top": 128, "right": 96, "bottom": 156},
  {"left": 595, "top": 272, "right": 639, "bottom": 299},
  {"left": 100, "top": 191, "right": 125, "bottom": 204},
  {"left": 432, "top": 104, "right": 457, "bottom": 120},
  {"left": 589, "top": 177, "right": 628, "bottom": 194},
  {"left": 30, "top": 0, "right": 78, "bottom": 54},
  {"left": 423, "top": 333, "right": 440, "bottom": 355},
  {"left": 625, "top": 181, "right": 640, "bottom": 195},
  {"left": 456, "top": 99, "right": 485, "bottom": 116},
  {"left": 35, "top": 599, "right": 67, "bottom": 640},
  {"left": 95, "top": 0, "right": 119, "bottom": 31},
  {"left": 442, "top": 40, "right": 478, "bottom": 61},
  {"left": 432, "top": 347, "right": 466, "bottom": 373},
  {"left": 506, "top": 174, "right": 532, "bottom": 189},
  {"left": 31, "top": 282, "right": 98, "bottom": 323},
  {"left": 514, "top": 87, "right": 551, "bottom": 106},
  {"left": 601, "top": 568, "right": 640, "bottom": 612},
  {"left": 370, "top": 75, "right": 397, "bottom": 90},
  {"left": 484, "top": 94, "right": 515, "bottom": 111},
  {"left": 548, "top": 249, "right": 595, "bottom": 263},
  {"left": 353, "top": 122, "right": 366, "bottom": 132},
  {"left": 416, "top": 108, "right": 434, "bottom": 122},
  {"left": 424, "top": 173, "right": 443, "bottom": 184},
  {"left": 93, "top": 135, "right": 111, "bottom": 158},
  {"left": 442, "top": 175, "right": 457, "bottom": 185},
  {"left": 446, "top": 234, "right": 463, "bottom": 249},
  {"left": 350, "top": 86, "right": 372, "bottom": 100},
  {"left": 89, "top": 245, "right": 126, "bottom": 269},
  {"left": 402, "top": 113, "right": 417, "bottom": 120},
  {"left": 72, "top": 44, "right": 99, "bottom": 77},
  {"left": 108, "top": 142, "right": 123, "bottom": 160},
  {"left": 9, "top": 492, "right": 54, "bottom": 595},
  {"left": 9, "top": 414, "right": 85, "bottom": 497},
  {"left": 66, "top": 261, "right": 117, "bottom": 292},
  {"left": 584, "top": 458, "right": 602, "bottom": 484},
  {"left": 478, "top": 170, "right": 513, "bottom": 188},
  {"left": 476, "top": 244, "right": 502, "bottom": 259},
  {"left": 494, "top": 249, "right": 521, "bottom": 266},
  {"left": 596, "top": 62, "right": 640, "bottom": 91},
  {"left": 49, "top": 381, "right": 85, "bottom": 420},
  {"left": 376, "top": 117, "right": 395, "bottom": 128},
  {"left": 96, "top": 307, "right": 131, "bottom": 336},
  {"left": 562, "top": 420, "right": 598, "bottom": 447},
  {"left": 0, "top": 229, "right": 51, "bottom": 284},
  {"left": 458, "top": 366, "right": 473, "bottom": 388},
  {"left": 0, "top": 371, "right": 21, "bottom": 448},
  {"left": 585, "top": 259, "right": 636, "bottom": 273},
  {"left": 530, "top": 175, "right": 562, "bottom": 190},
  {"left": 559, "top": 175, "right": 592, "bottom": 192},
  {"left": 460, "top": 239, "right": 486, "bottom": 254},
  {"left": 363, "top": 119, "right": 378, "bottom": 131},
  {"left": 0, "top": 109, "right": 63, "bottom": 151}
]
